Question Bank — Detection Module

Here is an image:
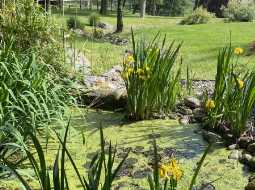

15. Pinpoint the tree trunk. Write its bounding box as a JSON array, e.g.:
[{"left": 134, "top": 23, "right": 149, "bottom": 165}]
[
  {"left": 80, "top": 0, "right": 82, "bottom": 10},
  {"left": 152, "top": 0, "right": 156, "bottom": 16},
  {"left": 140, "top": 0, "right": 146, "bottom": 18},
  {"left": 100, "top": 0, "right": 108, "bottom": 15},
  {"left": 116, "top": 0, "right": 123, "bottom": 33},
  {"left": 45, "top": 0, "right": 50, "bottom": 12}
]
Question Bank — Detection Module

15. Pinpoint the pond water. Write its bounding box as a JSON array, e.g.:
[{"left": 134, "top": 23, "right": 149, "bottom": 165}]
[{"left": 0, "top": 108, "right": 249, "bottom": 189}]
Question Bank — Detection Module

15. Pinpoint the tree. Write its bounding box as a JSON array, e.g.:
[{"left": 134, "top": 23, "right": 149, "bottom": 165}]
[
  {"left": 195, "top": 0, "right": 229, "bottom": 17},
  {"left": 45, "top": 0, "right": 50, "bottom": 12},
  {"left": 100, "top": 0, "right": 108, "bottom": 15},
  {"left": 140, "top": 0, "right": 146, "bottom": 17},
  {"left": 116, "top": 0, "right": 123, "bottom": 32}
]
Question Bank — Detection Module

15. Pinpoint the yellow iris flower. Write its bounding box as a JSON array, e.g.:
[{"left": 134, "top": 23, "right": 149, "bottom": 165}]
[
  {"left": 159, "top": 159, "right": 183, "bottom": 182},
  {"left": 124, "top": 55, "right": 135, "bottom": 64},
  {"left": 234, "top": 47, "right": 244, "bottom": 55},
  {"left": 237, "top": 79, "right": 244, "bottom": 89},
  {"left": 205, "top": 99, "right": 215, "bottom": 110}
]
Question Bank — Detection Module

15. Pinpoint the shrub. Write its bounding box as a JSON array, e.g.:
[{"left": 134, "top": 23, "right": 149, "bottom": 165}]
[
  {"left": 88, "top": 13, "right": 101, "bottom": 26},
  {"left": 180, "top": 7, "right": 215, "bottom": 25},
  {"left": 205, "top": 47, "right": 255, "bottom": 137},
  {"left": 0, "top": 0, "right": 66, "bottom": 76},
  {"left": 84, "top": 28, "right": 104, "bottom": 39},
  {"left": 222, "top": 0, "right": 255, "bottom": 22},
  {"left": 66, "top": 17, "right": 83, "bottom": 30},
  {"left": 121, "top": 31, "right": 182, "bottom": 120}
]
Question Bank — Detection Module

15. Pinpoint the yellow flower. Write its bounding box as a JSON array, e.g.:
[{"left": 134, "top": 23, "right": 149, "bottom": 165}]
[
  {"left": 237, "top": 79, "right": 244, "bottom": 89},
  {"left": 124, "top": 55, "right": 135, "bottom": 64},
  {"left": 144, "top": 65, "right": 150, "bottom": 72},
  {"left": 205, "top": 99, "right": 215, "bottom": 110},
  {"left": 127, "top": 67, "right": 134, "bottom": 74},
  {"left": 234, "top": 47, "right": 244, "bottom": 55},
  {"left": 159, "top": 165, "right": 169, "bottom": 179},
  {"left": 159, "top": 159, "right": 183, "bottom": 182}
]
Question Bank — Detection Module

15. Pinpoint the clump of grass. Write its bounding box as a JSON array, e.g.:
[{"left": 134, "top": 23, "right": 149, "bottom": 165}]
[
  {"left": 67, "top": 17, "right": 84, "bottom": 30},
  {"left": 180, "top": 7, "right": 215, "bottom": 25},
  {"left": 122, "top": 30, "right": 182, "bottom": 120},
  {"left": 205, "top": 46, "right": 255, "bottom": 137},
  {"left": 88, "top": 13, "right": 101, "bottom": 26}
]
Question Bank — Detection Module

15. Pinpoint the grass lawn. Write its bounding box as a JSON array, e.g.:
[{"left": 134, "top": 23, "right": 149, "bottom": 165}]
[{"left": 53, "top": 9, "right": 255, "bottom": 79}]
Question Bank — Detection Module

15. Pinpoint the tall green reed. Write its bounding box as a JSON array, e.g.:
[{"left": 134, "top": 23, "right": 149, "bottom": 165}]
[
  {"left": 122, "top": 30, "right": 182, "bottom": 120},
  {"left": 205, "top": 46, "right": 255, "bottom": 137},
  {"left": 0, "top": 123, "right": 129, "bottom": 190}
]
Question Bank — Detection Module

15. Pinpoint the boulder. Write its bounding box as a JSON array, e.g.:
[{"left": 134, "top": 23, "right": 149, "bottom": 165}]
[
  {"left": 245, "top": 181, "right": 255, "bottom": 190},
  {"left": 228, "top": 150, "right": 240, "bottom": 160},
  {"left": 179, "top": 115, "right": 190, "bottom": 125},
  {"left": 248, "top": 157, "right": 255, "bottom": 171},
  {"left": 184, "top": 96, "right": 201, "bottom": 109},
  {"left": 199, "top": 184, "right": 215, "bottom": 190},
  {"left": 248, "top": 143, "right": 255, "bottom": 153},
  {"left": 227, "top": 144, "right": 237, "bottom": 150},
  {"left": 177, "top": 106, "right": 193, "bottom": 115},
  {"left": 202, "top": 130, "right": 222, "bottom": 143},
  {"left": 240, "top": 153, "right": 253, "bottom": 164},
  {"left": 238, "top": 137, "right": 252, "bottom": 149}
]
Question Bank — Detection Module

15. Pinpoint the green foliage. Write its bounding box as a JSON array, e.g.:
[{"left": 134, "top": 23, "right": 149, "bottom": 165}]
[
  {"left": 0, "top": 44, "right": 69, "bottom": 143},
  {"left": 180, "top": 7, "right": 215, "bottom": 25},
  {"left": 0, "top": 0, "right": 66, "bottom": 76},
  {"left": 88, "top": 13, "right": 101, "bottom": 26},
  {"left": 205, "top": 47, "right": 255, "bottom": 137},
  {"left": 148, "top": 139, "right": 212, "bottom": 190},
  {"left": 122, "top": 30, "right": 182, "bottom": 120},
  {"left": 222, "top": 0, "right": 255, "bottom": 22},
  {"left": 0, "top": 124, "right": 129, "bottom": 190},
  {"left": 168, "top": 0, "right": 190, "bottom": 16},
  {"left": 67, "top": 17, "right": 84, "bottom": 30}
]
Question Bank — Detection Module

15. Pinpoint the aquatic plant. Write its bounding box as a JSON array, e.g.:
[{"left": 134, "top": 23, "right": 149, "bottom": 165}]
[
  {"left": 205, "top": 46, "right": 255, "bottom": 137},
  {"left": 148, "top": 139, "right": 212, "bottom": 190},
  {"left": 122, "top": 30, "right": 182, "bottom": 120},
  {"left": 0, "top": 123, "right": 129, "bottom": 190}
]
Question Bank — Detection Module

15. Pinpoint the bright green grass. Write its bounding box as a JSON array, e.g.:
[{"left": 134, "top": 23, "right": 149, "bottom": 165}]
[
  {"left": 0, "top": 108, "right": 248, "bottom": 190},
  {"left": 53, "top": 10, "right": 255, "bottom": 79}
]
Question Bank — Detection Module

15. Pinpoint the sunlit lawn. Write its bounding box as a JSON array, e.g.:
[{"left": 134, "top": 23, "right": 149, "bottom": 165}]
[{"left": 53, "top": 9, "right": 255, "bottom": 79}]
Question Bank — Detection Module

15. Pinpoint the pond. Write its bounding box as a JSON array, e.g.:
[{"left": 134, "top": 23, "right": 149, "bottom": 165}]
[{"left": 0, "top": 108, "right": 249, "bottom": 190}]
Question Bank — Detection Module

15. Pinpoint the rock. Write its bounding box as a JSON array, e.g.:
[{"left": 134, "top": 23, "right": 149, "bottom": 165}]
[
  {"left": 245, "top": 181, "right": 255, "bottom": 190},
  {"left": 228, "top": 150, "right": 240, "bottom": 160},
  {"left": 227, "top": 144, "right": 237, "bottom": 150},
  {"left": 202, "top": 130, "right": 222, "bottom": 143},
  {"left": 238, "top": 137, "right": 252, "bottom": 149},
  {"left": 168, "top": 113, "right": 179, "bottom": 120},
  {"left": 199, "top": 184, "right": 215, "bottom": 190},
  {"left": 152, "top": 113, "right": 166, "bottom": 119},
  {"left": 192, "top": 108, "right": 206, "bottom": 122},
  {"left": 112, "top": 88, "right": 127, "bottom": 101},
  {"left": 177, "top": 106, "right": 193, "bottom": 115},
  {"left": 248, "top": 143, "right": 255, "bottom": 153},
  {"left": 97, "top": 22, "right": 113, "bottom": 30},
  {"left": 184, "top": 96, "right": 201, "bottom": 109},
  {"left": 248, "top": 157, "right": 255, "bottom": 171},
  {"left": 240, "top": 153, "right": 253, "bottom": 164},
  {"left": 179, "top": 115, "right": 190, "bottom": 125}
]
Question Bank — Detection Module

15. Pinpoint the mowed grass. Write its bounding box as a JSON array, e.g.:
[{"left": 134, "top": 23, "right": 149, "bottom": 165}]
[{"left": 53, "top": 9, "right": 255, "bottom": 79}]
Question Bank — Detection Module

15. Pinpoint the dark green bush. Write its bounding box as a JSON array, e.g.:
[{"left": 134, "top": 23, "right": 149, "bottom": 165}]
[
  {"left": 180, "top": 7, "right": 215, "bottom": 25},
  {"left": 66, "top": 17, "right": 83, "bottom": 30},
  {"left": 88, "top": 13, "right": 101, "bottom": 26},
  {"left": 0, "top": 0, "right": 67, "bottom": 76},
  {"left": 222, "top": 0, "right": 255, "bottom": 22}
]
